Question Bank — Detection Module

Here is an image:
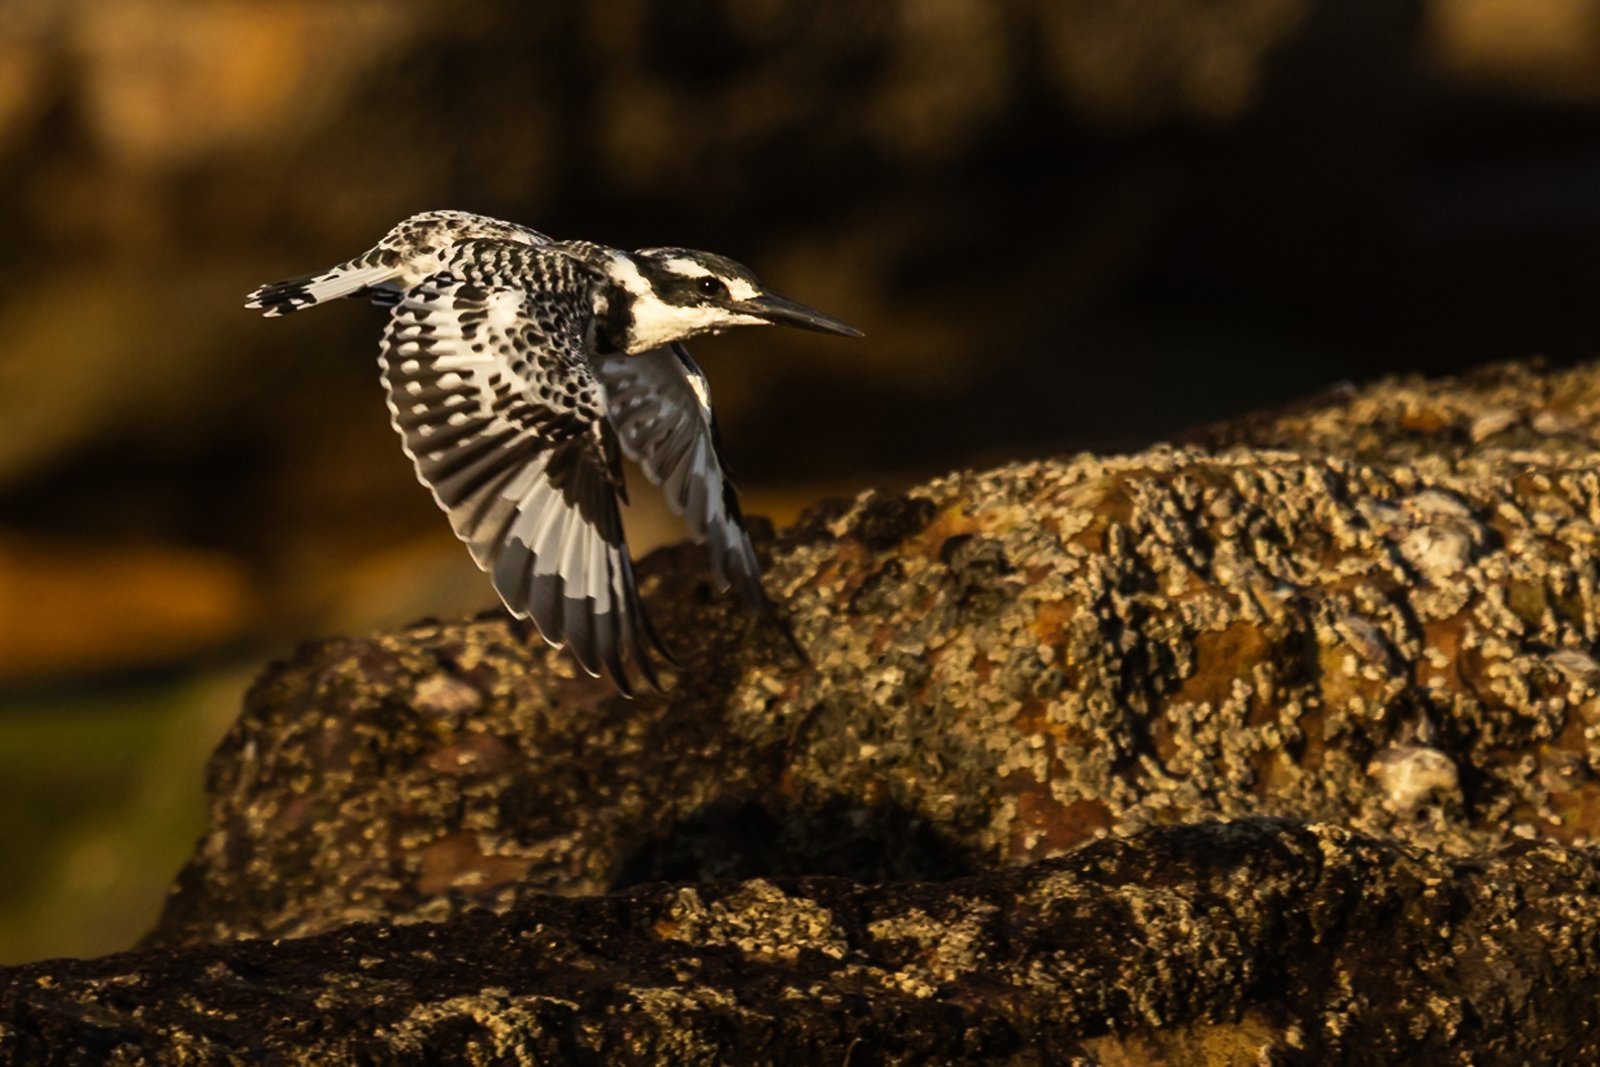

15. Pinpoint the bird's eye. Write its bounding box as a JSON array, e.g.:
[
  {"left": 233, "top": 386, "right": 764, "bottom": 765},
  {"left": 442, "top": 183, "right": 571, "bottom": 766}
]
[{"left": 697, "top": 277, "right": 725, "bottom": 297}]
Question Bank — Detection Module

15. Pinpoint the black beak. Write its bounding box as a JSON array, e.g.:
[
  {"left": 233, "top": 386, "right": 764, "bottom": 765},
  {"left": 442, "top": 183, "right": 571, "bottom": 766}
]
[{"left": 744, "top": 293, "right": 864, "bottom": 338}]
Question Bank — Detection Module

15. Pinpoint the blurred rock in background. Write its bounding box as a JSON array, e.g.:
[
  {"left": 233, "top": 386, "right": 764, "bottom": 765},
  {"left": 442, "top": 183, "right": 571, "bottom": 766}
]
[{"left": 1, "top": 0, "right": 1598, "bottom": 962}]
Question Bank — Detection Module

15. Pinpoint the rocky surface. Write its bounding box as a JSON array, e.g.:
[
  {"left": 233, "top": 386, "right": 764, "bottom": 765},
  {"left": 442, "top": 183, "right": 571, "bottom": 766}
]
[
  {"left": 6, "top": 359, "right": 1600, "bottom": 1062},
  {"left": 1194, "top": 358, "right": 1600, "bottom": 463},
  {"left": 139, "top": 359, "right": 1600, "bottom": 953},
  {"left": 6, "top": 821, "right": 1600, "bottom": 1064}
]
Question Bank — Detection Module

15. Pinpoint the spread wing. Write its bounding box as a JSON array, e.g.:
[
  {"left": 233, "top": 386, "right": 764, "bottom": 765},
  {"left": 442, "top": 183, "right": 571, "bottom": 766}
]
[
  {"left": 597, "top": 345, "right": 799, "bottom": 653},
  {"left": 379, "top": 255, "right": 667, "bottom": 693}
]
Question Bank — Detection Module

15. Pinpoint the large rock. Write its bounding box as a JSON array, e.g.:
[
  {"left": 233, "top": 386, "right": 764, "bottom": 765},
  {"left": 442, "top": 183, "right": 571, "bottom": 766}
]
[
  {"left": 6, "top": 359, "right": 1600, "bottom": 1062},
  {"left": 148, "top": 360, "right": 1600, "bottom": 951}
]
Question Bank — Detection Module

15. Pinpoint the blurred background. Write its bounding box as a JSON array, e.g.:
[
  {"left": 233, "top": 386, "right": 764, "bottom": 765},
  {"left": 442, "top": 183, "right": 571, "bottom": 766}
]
[{"left": 3, "top": 0, "right": 1600, "bottom": 964}]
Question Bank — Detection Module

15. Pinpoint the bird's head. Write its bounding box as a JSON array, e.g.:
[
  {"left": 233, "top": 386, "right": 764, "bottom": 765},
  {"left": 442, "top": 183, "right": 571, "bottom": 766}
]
[{"left": 602, "top": 247, "right": 862, "bottom": 354}]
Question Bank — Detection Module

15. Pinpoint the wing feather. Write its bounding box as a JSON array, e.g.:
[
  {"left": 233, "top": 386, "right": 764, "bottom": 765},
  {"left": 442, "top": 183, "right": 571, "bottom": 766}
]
[
  {"left": 597, "top": 345, "right": 770, "bottom": 598},
  {"left": 596, "top": 344, "right": 805, "bottom": 663},
  {"left": 379, "top": 248, "right": 667, "bottom": 691}
]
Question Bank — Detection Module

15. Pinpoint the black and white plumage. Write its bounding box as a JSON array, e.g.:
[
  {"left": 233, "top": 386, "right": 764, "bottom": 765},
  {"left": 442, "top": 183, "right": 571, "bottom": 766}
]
[{"left": 247, "top": 210, "right": 861, "bottom": 694}]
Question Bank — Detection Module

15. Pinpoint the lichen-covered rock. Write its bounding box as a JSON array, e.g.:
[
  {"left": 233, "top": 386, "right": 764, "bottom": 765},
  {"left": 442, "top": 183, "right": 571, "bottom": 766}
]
[
  {"left": 6, "top": 821, "right": 1600, "bottom": 1064},
  {"left": 1194, "top": 358, "right": 1600, "bottom": 463},
  {"left": 147, "top": 360, "right": 1600, "bottom": 952}
]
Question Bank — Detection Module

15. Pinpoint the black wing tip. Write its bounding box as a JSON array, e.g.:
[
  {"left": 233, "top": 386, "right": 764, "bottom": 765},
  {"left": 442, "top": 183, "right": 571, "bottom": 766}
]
[
  {"left": 635, "top": 596, "right": 680, "bottom": 670},
  {"left": 561, "top": 595, "right": 598, "bottom": 676},
  {"left": 621, "top": 594, "right": 668, "bottom": 696},
  {"left": 562, "top": 609, "right": 670, "bottom": 699},
  {"left": 618, "top": 594, "right": 670, "bottom": 695},
  {"left": 731, "top": 559, "right": 809, "bottom": 668},
  {"left": 594, "top": 607, "right": 634, "bottom": 700},
  {"left": 521, "top": 590, "right": 669, "bottom": 699}
]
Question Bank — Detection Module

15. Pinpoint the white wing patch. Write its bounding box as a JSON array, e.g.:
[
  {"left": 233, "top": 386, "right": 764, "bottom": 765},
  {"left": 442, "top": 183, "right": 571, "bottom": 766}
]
[{"left": 683, "top": 364, "right": 713, "bottom": 415}]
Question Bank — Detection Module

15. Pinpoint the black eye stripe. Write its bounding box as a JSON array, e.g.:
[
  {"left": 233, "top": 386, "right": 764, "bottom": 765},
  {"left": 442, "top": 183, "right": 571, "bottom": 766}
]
[
  {"left": 637, "top": 256, "right": 749, "bottom": 304},
  {"left": 658, "top": 274, "right": 724, "bottom": 303}
]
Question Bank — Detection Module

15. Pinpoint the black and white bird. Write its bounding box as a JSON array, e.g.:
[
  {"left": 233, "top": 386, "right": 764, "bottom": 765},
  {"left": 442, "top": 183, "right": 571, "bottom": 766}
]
[{"left": 246, "top": 210, "right": 860, "bottom": 695}]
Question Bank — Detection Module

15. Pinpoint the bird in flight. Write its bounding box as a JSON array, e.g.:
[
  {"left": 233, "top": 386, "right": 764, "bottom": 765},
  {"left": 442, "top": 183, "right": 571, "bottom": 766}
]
[{"left": 247, "top": 210, "right": 861, "bottom": 695}]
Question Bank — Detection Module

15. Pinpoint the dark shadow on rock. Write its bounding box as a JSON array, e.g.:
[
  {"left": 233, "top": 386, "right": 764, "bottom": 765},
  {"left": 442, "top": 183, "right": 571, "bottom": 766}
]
[{"left": 609, "top": 795, "right": 983, "bottom": 890}]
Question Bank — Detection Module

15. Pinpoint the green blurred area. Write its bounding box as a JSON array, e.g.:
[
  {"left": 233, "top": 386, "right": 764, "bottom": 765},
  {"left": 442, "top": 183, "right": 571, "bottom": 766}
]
[{"left": 0, "top": 670, "right": 245, "bottom": 964}]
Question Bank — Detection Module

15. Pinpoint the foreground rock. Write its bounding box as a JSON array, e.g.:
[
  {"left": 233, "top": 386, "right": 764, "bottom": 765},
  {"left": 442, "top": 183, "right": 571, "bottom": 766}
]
[
  {"left": 6, "top": 359, "right": 1600, "bottom": 1062},
  {"left": 5, "top": 821, "right": 1599, "bottom": 1063}
]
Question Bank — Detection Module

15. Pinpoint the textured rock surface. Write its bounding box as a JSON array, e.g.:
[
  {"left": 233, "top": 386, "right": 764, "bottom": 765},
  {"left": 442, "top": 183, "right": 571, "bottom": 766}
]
[
  {"left": 6, "top": 359, "right": 1600, "bottom": 1062},
  {"left": 146, "top": 360, "right": 1600, "bottom": 951},
  {"left": 1194, "top": 358, "right": 1600, "bottom": 463},
  {"left": 6, "top": 821, "right": 1600, "bottom": 1064}
]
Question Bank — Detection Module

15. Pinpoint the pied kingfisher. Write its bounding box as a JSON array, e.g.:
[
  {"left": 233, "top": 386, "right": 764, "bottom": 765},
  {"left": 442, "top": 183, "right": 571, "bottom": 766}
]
[{"left": 247, "top": 210, "right": 860, "bottom": 695}]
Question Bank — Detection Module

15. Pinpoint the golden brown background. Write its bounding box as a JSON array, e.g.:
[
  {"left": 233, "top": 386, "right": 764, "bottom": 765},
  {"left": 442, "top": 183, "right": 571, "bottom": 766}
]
[{"left": 2, "top": 0, "right": 1599, "bottom": 963}]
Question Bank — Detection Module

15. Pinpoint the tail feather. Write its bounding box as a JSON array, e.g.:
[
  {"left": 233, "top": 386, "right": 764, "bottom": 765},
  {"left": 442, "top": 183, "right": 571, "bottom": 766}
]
[{"left": 246, "top": 260, "right": 398, "bottom": 317}]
